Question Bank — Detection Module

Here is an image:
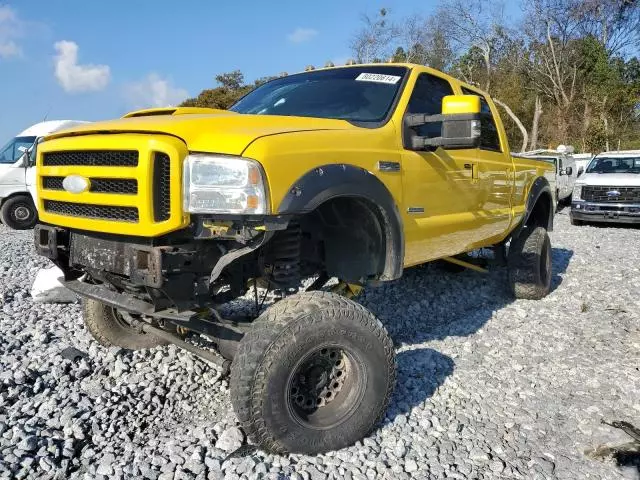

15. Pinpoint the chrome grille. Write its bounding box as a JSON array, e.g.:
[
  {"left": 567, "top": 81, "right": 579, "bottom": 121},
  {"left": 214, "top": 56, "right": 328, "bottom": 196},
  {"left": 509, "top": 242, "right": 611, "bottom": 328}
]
[
  {"left": 582, "top": 186, "right": 640, "bottom": 203},
  {"left": 42, "top": 150, "right": 138, "bottom": 167},
  {"left": 42, "top": 177, "right": 138, "bottom": 194},
  {"left": 43, "top": 200, "right": 138, "bottom": 222}
]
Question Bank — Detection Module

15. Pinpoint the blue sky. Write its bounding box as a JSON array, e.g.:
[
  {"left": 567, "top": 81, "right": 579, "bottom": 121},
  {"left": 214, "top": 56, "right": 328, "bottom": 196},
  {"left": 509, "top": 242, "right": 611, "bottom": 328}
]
[{"left": 0, "top": 1, "right": 522, "bottom": 141}]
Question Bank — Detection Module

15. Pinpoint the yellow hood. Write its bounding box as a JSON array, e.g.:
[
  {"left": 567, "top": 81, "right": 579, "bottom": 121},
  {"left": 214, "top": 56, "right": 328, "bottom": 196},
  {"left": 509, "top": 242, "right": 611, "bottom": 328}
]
[{"left": 45, "top": 112, "right": 357, "bottom": 156}]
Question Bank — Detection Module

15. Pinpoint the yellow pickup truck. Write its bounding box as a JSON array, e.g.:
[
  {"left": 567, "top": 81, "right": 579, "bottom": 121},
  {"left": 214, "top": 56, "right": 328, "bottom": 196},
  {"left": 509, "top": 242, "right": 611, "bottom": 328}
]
[{"left": 33, "top": 63, "right": 554, "bottom": 454}]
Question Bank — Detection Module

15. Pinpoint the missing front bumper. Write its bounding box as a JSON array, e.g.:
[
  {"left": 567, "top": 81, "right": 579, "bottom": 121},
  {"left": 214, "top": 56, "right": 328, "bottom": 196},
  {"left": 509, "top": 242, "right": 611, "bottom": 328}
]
[{"left": 35, "top": 225, "right": 164, "bottom": 287}]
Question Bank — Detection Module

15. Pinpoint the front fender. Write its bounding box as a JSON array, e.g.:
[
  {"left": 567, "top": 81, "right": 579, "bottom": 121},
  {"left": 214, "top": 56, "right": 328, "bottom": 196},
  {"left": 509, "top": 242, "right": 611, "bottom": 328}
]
[{"left": 277, "top": 164, "right": 404, "bottom": 281}]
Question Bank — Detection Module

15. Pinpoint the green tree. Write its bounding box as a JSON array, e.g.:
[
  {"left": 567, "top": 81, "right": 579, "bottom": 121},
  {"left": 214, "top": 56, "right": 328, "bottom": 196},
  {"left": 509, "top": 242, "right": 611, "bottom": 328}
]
[{"left": 180, "top": 70, "right": 253, "bottom": 109}]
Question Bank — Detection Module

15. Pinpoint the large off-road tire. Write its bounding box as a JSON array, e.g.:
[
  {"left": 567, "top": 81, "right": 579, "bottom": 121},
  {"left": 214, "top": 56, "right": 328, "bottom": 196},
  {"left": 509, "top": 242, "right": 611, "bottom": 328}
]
[
  {"left": 0, "top": 195, "right": 37, "bottom": 230},
  {"left": 507, "top": 226, "right": 552, "bottom": 300},
  {"left": 82, "top": 298, "right": 168, "bottom": 350},
  {"left": 230, "top": 291, "right": 396, "bottom": 454}
]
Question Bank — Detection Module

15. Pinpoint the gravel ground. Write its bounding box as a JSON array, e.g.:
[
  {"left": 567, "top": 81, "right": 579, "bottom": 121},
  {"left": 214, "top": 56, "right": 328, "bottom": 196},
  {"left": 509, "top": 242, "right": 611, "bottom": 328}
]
[{"left": 0, "top": 211, "right": 638, "bottom": 480}]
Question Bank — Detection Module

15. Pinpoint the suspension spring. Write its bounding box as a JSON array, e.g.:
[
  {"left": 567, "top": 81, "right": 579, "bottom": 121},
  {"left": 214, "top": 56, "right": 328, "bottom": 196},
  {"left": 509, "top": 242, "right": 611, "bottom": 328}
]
[{"left": 266, "top": 221, "right": 302, "bottom": 289}]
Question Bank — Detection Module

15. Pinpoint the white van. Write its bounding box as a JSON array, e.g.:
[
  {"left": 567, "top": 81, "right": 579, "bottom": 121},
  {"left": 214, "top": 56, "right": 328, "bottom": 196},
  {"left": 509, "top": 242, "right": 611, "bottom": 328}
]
[{"left": 0, "top": 120, "right": 88, "bottom": 229}]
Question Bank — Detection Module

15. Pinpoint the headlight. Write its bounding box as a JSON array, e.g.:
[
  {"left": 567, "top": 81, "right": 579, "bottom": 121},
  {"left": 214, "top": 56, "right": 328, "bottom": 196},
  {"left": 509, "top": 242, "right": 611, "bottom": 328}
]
[
  {"left": 572, "top": 184, "right": 583, "bottom": 201},
  {"left": 183, "top": 154, "right": 268, "bottom": 214}
]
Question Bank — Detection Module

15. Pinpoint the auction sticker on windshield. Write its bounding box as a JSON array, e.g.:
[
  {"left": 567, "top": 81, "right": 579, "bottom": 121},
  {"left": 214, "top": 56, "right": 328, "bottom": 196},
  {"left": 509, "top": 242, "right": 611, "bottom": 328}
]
[{"left": 355, "top": 73, "right": 402, "bottom": 84}]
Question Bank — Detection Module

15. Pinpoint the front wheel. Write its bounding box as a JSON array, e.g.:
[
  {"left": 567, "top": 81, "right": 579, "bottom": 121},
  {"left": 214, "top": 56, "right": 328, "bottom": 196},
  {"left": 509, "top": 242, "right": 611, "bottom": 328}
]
[
  {"left": 507, "top": 226, "right": 552, "bottom": 300},
  {"left": 230, "top": 291, "right": 396, "bottom": 454},
  {"left": 0, "top": 195, "right": 37, "bottom": 230},
  {"left": 82, "top": 299, "right": 169, "bottom": 350}
]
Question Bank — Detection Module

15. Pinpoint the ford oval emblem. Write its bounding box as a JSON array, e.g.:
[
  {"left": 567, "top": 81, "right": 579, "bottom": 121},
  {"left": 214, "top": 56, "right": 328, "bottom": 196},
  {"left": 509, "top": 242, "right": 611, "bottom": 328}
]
[
  {"left": 62, "top": 175, "right": 91, "bottom": 194},
  {"left": 606, "top": 190, "right": 621, "bottom": 197}
]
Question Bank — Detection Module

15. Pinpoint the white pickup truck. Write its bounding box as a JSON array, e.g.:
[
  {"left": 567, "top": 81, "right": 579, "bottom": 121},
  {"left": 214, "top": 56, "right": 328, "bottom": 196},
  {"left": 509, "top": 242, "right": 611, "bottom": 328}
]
[
  {"left": 0, "top": 120, "right": 88, "bottom": 229},
  {"left": 571, "top": 150, "right": 640, "bottom": 225}
]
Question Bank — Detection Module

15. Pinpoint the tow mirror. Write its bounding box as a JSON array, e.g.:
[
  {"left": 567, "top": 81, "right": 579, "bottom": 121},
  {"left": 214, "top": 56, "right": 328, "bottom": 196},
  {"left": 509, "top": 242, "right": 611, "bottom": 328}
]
[
  {"left": 565, "top": 166, "right": 573, "bottom": 176},
  {"left": 405, "top": 94, "right": 481, "bottom": 150}
]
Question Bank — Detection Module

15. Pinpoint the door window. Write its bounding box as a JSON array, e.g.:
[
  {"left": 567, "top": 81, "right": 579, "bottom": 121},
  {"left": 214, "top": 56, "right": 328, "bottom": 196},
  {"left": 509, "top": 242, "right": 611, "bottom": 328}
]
[
  {"left": 406, "top": 73, "right": 454, "bottom": 140},
  {"left": 461, "top": 88, "right": 501, "bottom": 152},
  {"left": 0, "top": 136, "right": 37, "bottom": 164}
]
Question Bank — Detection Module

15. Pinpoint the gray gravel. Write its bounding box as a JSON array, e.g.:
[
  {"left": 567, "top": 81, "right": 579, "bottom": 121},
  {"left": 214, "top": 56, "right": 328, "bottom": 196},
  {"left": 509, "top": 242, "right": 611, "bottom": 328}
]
[{"left": 0, "top": 211, "right": 638, "bottom": 480}]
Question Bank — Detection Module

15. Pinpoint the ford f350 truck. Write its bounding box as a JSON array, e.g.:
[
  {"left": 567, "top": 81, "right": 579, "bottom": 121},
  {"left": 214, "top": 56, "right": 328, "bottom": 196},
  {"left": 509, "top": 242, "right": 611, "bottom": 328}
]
[
  {"left": 33, "top": 64, "right": 555, "bottom": 454},
  {"left": 571, "top": 150, "right": 640, "bottom": 225}
]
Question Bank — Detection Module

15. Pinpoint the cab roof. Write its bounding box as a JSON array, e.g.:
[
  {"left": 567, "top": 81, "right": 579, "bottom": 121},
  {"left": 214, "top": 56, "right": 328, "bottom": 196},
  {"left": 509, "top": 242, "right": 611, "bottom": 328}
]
[{"left": 309, "top": 62, "right": 490, "bottom": 97}]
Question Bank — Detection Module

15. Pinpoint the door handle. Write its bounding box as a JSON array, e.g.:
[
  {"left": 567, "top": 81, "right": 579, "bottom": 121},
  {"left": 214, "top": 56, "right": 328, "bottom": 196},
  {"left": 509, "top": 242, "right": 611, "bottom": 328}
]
[{"left": 464, "top": 163, "right": 479, "bottom": 180}]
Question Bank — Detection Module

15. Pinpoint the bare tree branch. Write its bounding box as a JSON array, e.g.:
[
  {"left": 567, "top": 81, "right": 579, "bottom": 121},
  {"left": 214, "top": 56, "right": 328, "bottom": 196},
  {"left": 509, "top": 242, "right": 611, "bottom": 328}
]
[{"left": 494, "top": 99, "right": 529, "bottom": 152}]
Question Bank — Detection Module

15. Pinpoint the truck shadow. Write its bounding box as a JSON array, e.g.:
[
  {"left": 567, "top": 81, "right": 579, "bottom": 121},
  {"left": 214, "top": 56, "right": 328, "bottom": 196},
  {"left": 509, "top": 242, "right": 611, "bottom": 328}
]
[
  {"left": 382, "top": 347, "right": 455, "bottom": 427},
  {"left": 360, "top": 247, "right": 573, "bottom": 345},
  {"left": 359, "top": 247, "right": 573, "bottom": 423}
]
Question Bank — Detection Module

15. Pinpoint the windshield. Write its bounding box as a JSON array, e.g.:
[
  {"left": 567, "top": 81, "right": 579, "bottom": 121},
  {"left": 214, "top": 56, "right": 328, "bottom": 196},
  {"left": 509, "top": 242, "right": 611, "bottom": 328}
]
[
  {"left": 230, "top": 66, "right": 408, "bottom": 123},
  {"left": 586, "top": 156, "right": 640, "bottom": 174},
  {"left": 0, "top": 136, "right": 37, "bottom": 164}
]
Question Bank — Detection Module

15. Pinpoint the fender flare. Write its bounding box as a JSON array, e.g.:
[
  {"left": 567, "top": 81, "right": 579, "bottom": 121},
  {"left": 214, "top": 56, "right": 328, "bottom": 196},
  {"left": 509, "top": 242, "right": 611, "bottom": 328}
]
[
  {"left": 512, "top": 176, "right": 554, "bottom": 240},
  {"left": 277, "top": 164, "right": 404, "bottom": 281}
]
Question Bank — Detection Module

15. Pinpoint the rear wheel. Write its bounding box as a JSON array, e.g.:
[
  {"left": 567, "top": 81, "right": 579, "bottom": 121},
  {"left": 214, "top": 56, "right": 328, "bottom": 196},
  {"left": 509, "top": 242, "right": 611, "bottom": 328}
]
[
  {"left": 82, "top": 298, "right": 168, "bottom": 350},
  {"left": 230, "top": 291, "right": 396, "bottom": 454},
  {"left": 0, "top": 195, "right": 37, "bottom": 230},
  {"left": 508, "top": 226, "right": 552, "bottom": 300}
]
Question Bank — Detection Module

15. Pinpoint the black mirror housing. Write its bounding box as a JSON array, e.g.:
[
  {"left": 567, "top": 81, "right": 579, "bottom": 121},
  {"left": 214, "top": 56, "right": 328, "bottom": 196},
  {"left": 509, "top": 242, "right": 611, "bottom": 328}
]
[{"left": 406, "top": 112, "right": 481, "bottom": 150}]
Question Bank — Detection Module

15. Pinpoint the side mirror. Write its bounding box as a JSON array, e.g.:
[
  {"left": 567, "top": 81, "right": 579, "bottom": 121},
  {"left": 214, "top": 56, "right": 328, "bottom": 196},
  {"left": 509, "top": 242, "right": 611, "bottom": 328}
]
[
  {"left": 17, "top": 146, "right": 28, "bottom": 154},
  {"left": 565, "top": 166, "right": 573, "bottom": 176},
  {"left": 405, "top": 95, "right": 481, "bottom": 150},
  {"left": 578, "top": 167, "right": 584, "bottom": 177}
]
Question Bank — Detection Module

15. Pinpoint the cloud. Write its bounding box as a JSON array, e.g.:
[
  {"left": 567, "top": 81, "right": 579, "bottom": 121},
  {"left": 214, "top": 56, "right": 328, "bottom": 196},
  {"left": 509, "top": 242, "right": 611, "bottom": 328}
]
[
  {"left": 0, "top": 5, "right": 23, "bottom": 59},
  {"left": 287, "top": 27, "right": 318, "bottom": 44},
  {"left": 124, "top": 73, "right": 189, "bottom": 108},
  {"left": 0, "top": 40, "right": 19, "bottom": 58},
  {"left": 54, "top": 40, "right": 110, "bottom": 93}
]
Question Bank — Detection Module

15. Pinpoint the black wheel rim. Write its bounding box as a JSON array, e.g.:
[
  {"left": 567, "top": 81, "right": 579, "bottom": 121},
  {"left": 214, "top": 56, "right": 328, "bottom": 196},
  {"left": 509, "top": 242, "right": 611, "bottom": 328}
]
[{"left": 286, "top": 344, "right": 365, "bottom": 430}]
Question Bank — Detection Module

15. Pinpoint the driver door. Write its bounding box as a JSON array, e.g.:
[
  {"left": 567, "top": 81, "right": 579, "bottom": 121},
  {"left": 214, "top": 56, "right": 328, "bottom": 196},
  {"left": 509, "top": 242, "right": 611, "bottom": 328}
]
[
  {"left": 0, "top": 141, "right": 27, "bottom": 190},
  {"left": 401, "top": 72, "right": 481, "bottom": 266}
]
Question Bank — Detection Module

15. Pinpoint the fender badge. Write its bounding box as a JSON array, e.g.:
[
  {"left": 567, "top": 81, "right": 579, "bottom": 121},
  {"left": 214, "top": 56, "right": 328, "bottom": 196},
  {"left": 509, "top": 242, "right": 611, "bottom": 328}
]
[{"left": 62, "top": 175, "right": 91, "bottom": 194}]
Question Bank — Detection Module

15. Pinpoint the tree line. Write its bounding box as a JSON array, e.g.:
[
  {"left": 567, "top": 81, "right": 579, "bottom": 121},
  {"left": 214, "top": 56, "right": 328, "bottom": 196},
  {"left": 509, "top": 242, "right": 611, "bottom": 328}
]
[{"left": 181, "top": 0, "right": 640, "bottom": 153}]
